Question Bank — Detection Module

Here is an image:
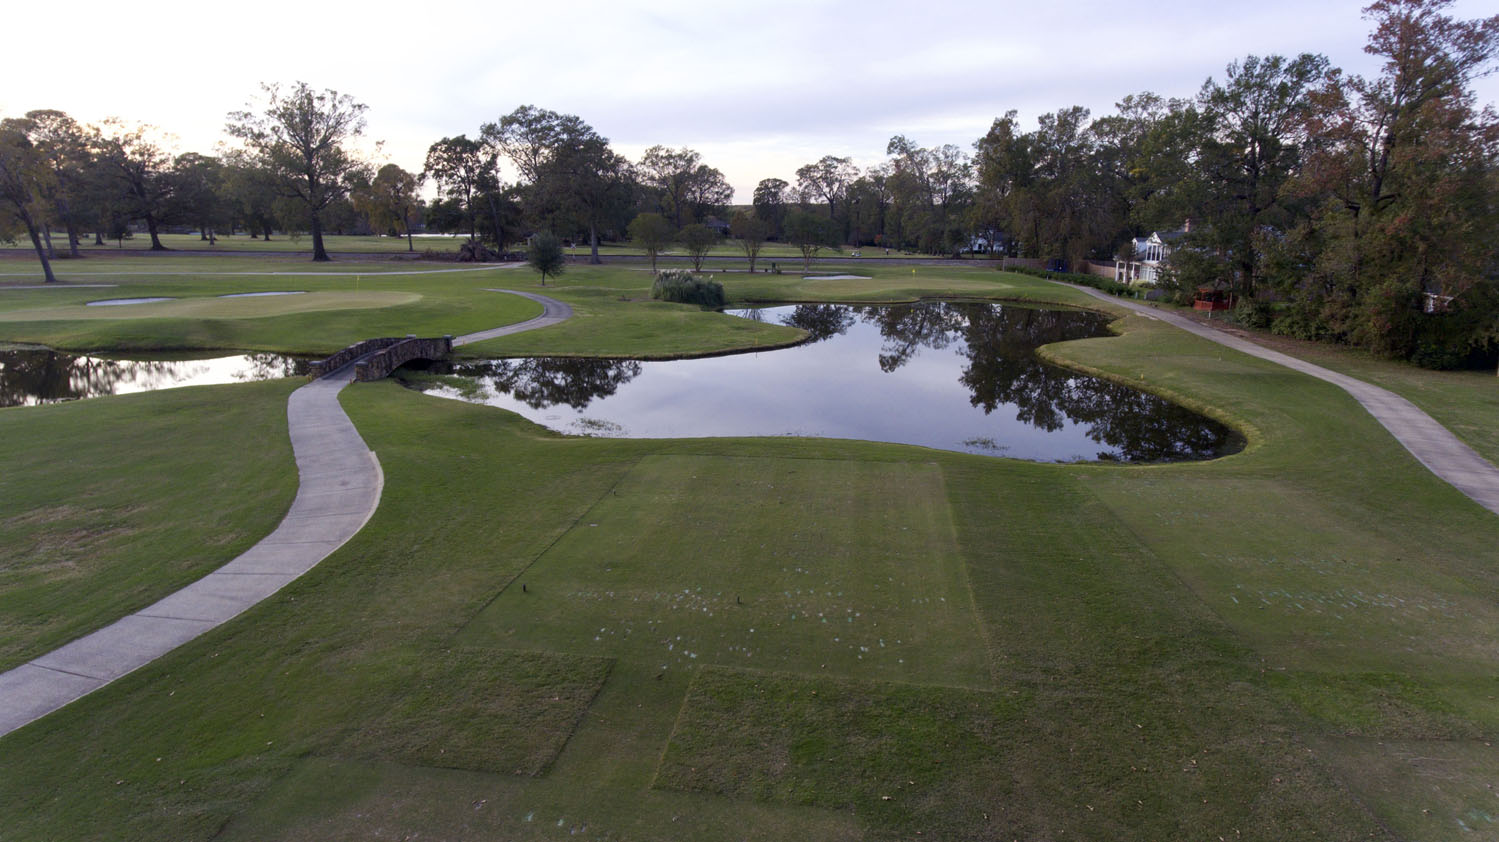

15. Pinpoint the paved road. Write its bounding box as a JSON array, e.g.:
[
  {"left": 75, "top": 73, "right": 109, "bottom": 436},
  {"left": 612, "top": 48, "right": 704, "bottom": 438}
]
[
  {"left": 0, "top": 288, "right": 572, "bottom": 738},
  {"left": 0, "top": 264, "right": 520, "bottom": 279},
  {"left": 1064, "top": 283, "right": 1499, "bottom": 517}
]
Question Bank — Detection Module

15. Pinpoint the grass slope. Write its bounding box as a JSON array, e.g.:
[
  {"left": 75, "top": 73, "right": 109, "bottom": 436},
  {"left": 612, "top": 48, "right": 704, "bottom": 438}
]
[
  {"left": 0, "top": 264, "right": 1496, "bottom": 839},
  {"left": 0, "top": 380, "right": 299, "bottom": 670}
]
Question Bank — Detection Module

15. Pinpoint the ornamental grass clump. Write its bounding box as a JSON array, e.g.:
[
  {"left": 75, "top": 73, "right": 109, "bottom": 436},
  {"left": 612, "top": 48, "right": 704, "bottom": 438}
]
[{"left": 651, "top": 269, "right": 725, "bottom": 308}]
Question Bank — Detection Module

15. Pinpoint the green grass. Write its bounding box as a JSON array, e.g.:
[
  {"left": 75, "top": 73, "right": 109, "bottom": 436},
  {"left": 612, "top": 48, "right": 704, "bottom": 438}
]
[
  {"left": 0, "top": 259, "right": 545, "bottom": 354},
  {"left": 456, "top": 262, "right": 1086, "bottom": 358},
  {"left": 1224, "top": 329, "right": 1499, "bottom": 466},
  {"left": 0, "top": 380, "right": 299, "bottom": 670},
  {"left": 339, "top": 648, "right": 613, "bottom": 776},
  {"left": 1, "top": 263, "right": 1496, "bottom": 839},
  {"left": 9, "top": 232, "right": 465, "bottom": 254},
  {"left": 459, "top": 455, "right": 990, "bottom": 686}
]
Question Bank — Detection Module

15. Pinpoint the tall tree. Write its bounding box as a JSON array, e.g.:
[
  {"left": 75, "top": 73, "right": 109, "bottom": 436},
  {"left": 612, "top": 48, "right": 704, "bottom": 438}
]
[
  {"left": 354, "top": 163, "right": 423, "bottom": 251},
  {"left": 0, "top": 118, "right": 58, "bottom": 282},
  {"left": 95, "top": 121, "right": 177, "bottom": 251},
  {"left": 226, "top": 82, "right": 369, "bottom": 261},
  {"left": 423, "top": 135, "right": 492, "bottom": 242},
  {"left": 220, "top": 150, "right": 280, "bottom": 239},
  {"left": 24, "top": 110, "right": 91, "bottom": 258},
  {"left": 1285, "top": 0, "right": 1499, "bottom": 360},
  {"left": 169, "top": 152, "right": 228, "bottom": 243},
  {"left": 636, "top": 146, "right": 727, "bottom": 228},
  {"left": 795, "top": 155, "right": 857, "bottom": 241},
  {"left": 482, "top": 106, "right": 633, "bottom": 263},
  {"left": 973, "top": 111, "right": 1037, "bottom": 257},
  {"left": 1029, "top": 107, "right": 1111, "bottom": 269},
  {"left": 752, "top": 177, "right": 791, "bottom": 236},
  {"left": 1196, "top": 53, "right": 1329, "bottom": 294}
]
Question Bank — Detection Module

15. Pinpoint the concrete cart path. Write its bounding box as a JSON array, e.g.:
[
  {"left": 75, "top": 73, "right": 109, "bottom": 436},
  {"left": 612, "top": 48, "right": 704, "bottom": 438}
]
[
  {"left": 0, "top": 288, "right": 572, "bottom": 738},
  {"left": 454, "top": 289, "right": 573, "bottom": 346},
  {"left": 1064, "top": 283, "right": 1499, "bottom": 517}
]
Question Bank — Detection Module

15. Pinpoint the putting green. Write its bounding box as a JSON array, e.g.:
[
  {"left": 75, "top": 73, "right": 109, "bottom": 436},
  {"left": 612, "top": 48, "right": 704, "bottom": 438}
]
[{"left": 0, "top": 291, "right": 421, "bottom": 322}]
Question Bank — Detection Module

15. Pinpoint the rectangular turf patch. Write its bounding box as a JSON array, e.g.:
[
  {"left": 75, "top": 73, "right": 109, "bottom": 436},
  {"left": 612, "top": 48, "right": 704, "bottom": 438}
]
[
  {"left": 656, "top": 666, "right": 1026, "bottom": 837},
  {"left": 460, "top": 454, "right": 990, "bottom": 685},
  {"left": 341, "top": 648, "right": 611, "bottom": 776}
]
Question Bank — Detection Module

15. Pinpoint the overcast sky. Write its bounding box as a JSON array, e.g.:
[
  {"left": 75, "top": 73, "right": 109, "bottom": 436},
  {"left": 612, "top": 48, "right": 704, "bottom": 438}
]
[{"left": 7, "top": 0, "right": 1497, "bottom": 201}]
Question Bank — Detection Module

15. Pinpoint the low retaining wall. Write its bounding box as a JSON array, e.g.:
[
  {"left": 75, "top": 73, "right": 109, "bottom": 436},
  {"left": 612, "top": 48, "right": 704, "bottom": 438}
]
[
  {"left": 1083, "top": 260, "right": 1121, "bottom": 280},
  {"left": 996, "top": 257, "right": 1046, "bottom": 271},
  {"left": 354, "top": 335, "right": 453, "bottom": 381}
]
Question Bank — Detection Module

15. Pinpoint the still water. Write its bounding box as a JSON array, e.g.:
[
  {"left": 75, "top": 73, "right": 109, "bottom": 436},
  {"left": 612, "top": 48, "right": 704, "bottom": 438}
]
[
  {"left": 405, "top": 302, "right": 1240, "bottom": 462},
  {"left": 0, "top": 350, "right": 305, "bottom": 407}
]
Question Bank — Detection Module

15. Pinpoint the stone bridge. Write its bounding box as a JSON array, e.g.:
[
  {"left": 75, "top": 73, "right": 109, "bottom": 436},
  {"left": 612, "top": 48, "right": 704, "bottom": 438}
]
[{"left": 308, "top": 335, "right": 453, "bottom": 382}]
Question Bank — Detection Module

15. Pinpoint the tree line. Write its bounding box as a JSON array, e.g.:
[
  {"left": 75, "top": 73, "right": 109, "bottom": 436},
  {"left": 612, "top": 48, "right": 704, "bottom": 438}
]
[{"left": 1, "top": 0, "right": 1494, "bottom": 366}]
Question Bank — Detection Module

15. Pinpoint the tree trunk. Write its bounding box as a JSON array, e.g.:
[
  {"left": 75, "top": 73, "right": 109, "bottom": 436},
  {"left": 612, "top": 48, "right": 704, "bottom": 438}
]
[
  {"left": 19, "top": 206, "right": 58, "bottom": 283},
  {"left": 145, "top": 213, "right": 166, "bottom": 250},
  {"left": 263, "top": 222, "right": 274, "bottom": 240},
  {"left": 310, "top": 212, "right": 329, "bottom": 261},
  {"left": 589, "top": 223, "right": 601, "bottom": 265},
  {"left": 42, "top": 224, "right": 56, "bottom": 260},
  {"left": 403, "top": 209, "right": 414, "bottom": 252},
  {"left": 65, "top": 220, "right": 81, "bottom": 258},
  {"left": 484, "top": 195, "right": 505, "bottom": 255},
  {"left": 93, "top": 229, "right": 105, "bottom": 246}
]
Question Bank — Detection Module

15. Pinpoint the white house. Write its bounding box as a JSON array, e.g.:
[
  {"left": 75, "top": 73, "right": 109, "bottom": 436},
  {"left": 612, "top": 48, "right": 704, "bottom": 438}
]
[{"left": 1115, "top": 222, "right": 1190, "bottom": 285}]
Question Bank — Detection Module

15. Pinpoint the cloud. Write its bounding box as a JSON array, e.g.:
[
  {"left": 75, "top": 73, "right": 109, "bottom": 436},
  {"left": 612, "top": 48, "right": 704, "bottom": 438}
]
[{"left": 6, "top": 0, "right": 1495, "bottom": 203}]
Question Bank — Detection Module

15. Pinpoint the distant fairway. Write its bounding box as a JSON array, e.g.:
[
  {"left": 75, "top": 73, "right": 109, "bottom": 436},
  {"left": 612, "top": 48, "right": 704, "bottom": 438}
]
[{"left": 0, "top": 291, "right": 420, "bottom": 322}]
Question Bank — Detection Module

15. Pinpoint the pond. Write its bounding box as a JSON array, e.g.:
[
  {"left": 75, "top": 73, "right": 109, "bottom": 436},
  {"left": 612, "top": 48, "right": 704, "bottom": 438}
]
[
  {"left": 0, "top": 350, "right": 306, "bottom": 407},
  {"left": 402, "top": 302, "right": 1241, "bottom": 462}
]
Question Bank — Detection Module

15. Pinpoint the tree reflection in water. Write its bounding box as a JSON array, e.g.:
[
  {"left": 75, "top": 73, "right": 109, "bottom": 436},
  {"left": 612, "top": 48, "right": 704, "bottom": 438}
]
[
  {"left": 779, "top": 304, "right": 855, "bottom": 343},
  {"left": 856, "top": 301, "right": 1234, "bottom": 461},
  {"left": 429, "top": 358, "right": 644, "bottom": 411},
  {"left": 0, "top": 350, "right": 305, "bottom": 407}
]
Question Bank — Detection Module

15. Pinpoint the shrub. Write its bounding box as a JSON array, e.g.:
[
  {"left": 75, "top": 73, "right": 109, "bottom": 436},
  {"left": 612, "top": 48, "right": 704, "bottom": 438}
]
[
  {"left": 651, "top": 269, "right": 725, "bottom": 308},
  {"left": 1233, "top": 298, "right": 1275, "bottom": 329},
  {"left": 1270, "top": 307, "right": 1333, "bottom": 341}
]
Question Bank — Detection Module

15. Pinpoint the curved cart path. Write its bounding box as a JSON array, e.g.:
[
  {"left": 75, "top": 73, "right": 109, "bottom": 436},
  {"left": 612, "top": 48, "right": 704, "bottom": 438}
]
[
  {"left": 1065, "top": 283, "right": 1499, "bottom": 517},
  {"left": 0, "top": 288, "right": 571, "bottom": 738},
  {"left": 455, "top": 289, "right": 573, "bottom": 346}
]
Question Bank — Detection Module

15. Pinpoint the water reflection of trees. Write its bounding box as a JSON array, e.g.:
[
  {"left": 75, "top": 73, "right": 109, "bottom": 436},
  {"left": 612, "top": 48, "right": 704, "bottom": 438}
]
[
  {"left": 779, "top": 304, "right": 855, "bottom": 343},
  {"left": 233, "top": 353, "right": 308, "bottom": 381},
  {"left": 447, "top": 358, "right": 644, "bottom": 411},
  {"left": 855, "top": 302, "right": 1231, "bottom": 461},
  {"left": 853, "top": 303, "right": 967, "bottom": 371},
  {"left": 0, "top": 350, "right": 302, "bottom": 408}
]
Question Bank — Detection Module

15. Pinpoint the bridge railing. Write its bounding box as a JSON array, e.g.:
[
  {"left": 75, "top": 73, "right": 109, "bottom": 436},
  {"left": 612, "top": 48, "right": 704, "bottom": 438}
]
[
  {"left": 354, "top": 335, "right": 453, "bottom": 381},
  {"left": 308, "top": 338, "right": 404, "bottom": 378},
  {"left": 309, "top": 335, "right": 453, "bottom": 381}
]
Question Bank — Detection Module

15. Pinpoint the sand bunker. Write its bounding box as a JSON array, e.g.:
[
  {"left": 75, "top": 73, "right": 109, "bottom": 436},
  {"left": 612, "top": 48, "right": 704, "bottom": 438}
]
[{"left": 86, "top": 297, "right": 176, "bottom": 306}]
